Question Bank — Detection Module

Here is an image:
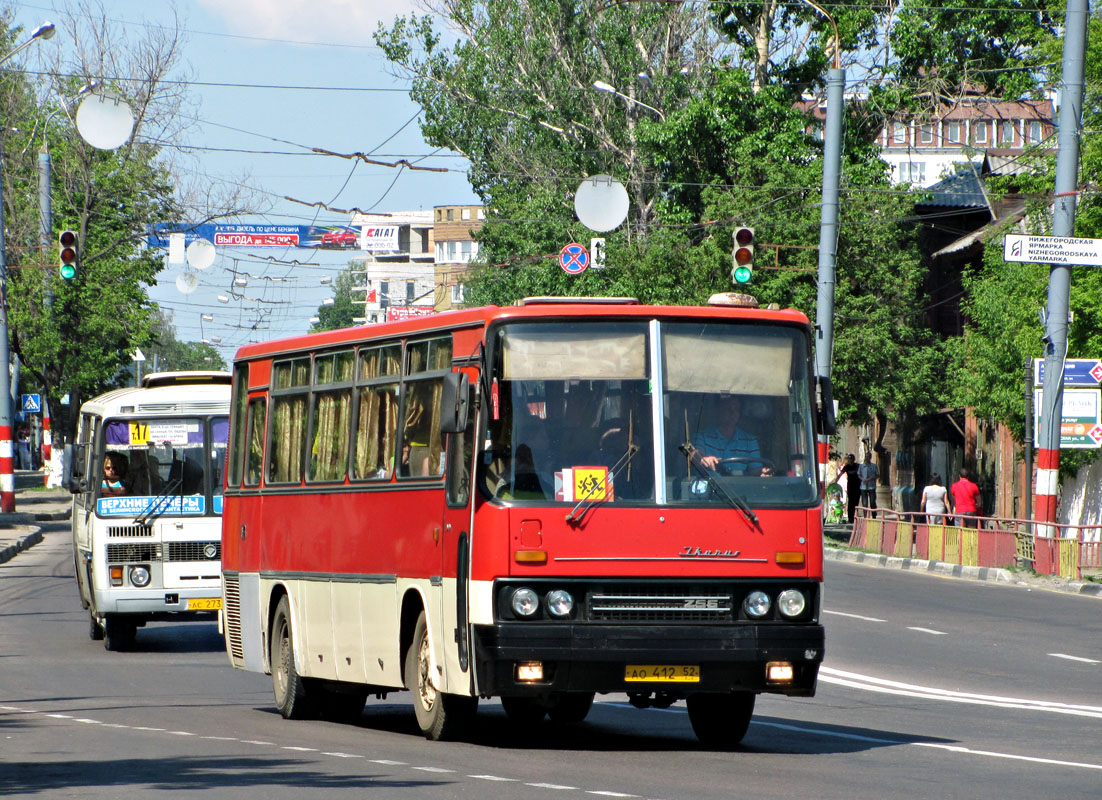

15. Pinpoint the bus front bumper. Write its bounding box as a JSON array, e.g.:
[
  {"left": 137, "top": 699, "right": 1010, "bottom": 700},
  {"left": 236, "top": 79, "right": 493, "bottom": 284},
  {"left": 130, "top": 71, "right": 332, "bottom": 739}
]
[
  {"left": 93, "top": 587, "right": 223, "bottom": 618},
  {"left": 472, "top": 622, "right": 824, "bottom": 697}
]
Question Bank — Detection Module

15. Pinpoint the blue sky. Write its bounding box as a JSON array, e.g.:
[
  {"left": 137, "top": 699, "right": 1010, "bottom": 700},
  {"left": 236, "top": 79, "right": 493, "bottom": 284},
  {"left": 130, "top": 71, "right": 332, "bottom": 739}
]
[{"left": 10, "top": 0, "right": 478, "bottom": 363}]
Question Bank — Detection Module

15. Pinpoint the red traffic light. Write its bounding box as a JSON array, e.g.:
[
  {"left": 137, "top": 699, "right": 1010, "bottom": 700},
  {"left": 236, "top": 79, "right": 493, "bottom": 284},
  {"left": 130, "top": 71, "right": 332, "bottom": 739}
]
[{"left": 735, "top": 227, "right": 754, "bottom": 247}]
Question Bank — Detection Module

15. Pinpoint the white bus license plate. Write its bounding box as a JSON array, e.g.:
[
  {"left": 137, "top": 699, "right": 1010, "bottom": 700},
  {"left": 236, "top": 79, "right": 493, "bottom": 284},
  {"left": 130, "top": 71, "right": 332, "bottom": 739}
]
[
  {"left": 624, "top": 665, "right": 700, "bottom": 683},
  {"left": 187, "top": 597, "right": 222, "bottom": 611}
]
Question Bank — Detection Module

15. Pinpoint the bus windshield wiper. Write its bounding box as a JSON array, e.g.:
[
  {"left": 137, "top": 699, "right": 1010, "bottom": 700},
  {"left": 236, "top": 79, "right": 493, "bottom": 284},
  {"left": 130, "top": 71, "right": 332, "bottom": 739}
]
[
  {"left": 679, "top": 442, "right": 761, "bottom": 531},
  {"left": 565, "top": 444, "right": 638, "bottom": 526},
  {"left": 136, "top": 451, "right": 184, "bottom": 526}
]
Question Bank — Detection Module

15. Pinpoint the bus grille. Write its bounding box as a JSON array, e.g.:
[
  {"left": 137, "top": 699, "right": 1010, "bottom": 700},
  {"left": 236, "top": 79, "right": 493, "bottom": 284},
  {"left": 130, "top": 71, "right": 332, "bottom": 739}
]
[
  {"left": 107, "top": 524, "right": 153, "bottom": 538},
  {"left": 167, "top": 541, "right": 221, "bottom": 562},
  {"left": 587, "top": 591, "right": 734, "bottom": 623},
  {"left": 106, "top": 543, "right": 161, "bottom": 563},
  {"left": 223, "top": 575, "right": 244, "bottom": 664}
]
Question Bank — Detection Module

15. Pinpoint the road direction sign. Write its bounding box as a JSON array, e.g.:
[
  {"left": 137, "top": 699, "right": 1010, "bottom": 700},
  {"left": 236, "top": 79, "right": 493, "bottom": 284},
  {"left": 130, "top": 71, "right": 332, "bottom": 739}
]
[
  {"left": 1033, "top": 358, "right": 1102, "bottom": 387},
  {"left": 559, "top": 242, "right": 590, "bottom": 274},
  {"left": 21, "top": 394, "right": 40, "bottom": 413},
  {"left": 1034, "top": 387, "right": 1102, "bottom": 448},
  {"left": 1004, "top": 233, "right": 1102, "bottom": 267}
]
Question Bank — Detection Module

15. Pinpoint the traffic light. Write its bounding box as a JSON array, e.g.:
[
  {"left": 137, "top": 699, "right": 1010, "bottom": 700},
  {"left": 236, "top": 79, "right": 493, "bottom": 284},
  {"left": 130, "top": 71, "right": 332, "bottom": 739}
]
[
  {"left": 731, "top": 226, "right": 755, "bottom": 284},
  {"left": 58, "top": 230, "right": 78, "bottom": 280}
]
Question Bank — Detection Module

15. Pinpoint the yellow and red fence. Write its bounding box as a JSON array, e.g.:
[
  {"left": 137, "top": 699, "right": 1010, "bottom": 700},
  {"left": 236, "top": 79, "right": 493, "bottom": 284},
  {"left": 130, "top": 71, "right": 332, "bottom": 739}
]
[{"left": 848, "top": 509, "right": 1102, "bottom": 581}]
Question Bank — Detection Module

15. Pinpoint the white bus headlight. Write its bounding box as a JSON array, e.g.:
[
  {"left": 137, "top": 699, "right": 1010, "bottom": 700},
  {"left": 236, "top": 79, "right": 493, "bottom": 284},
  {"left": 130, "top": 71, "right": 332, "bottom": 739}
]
[
  {"left": 546, "top": 589, "right": 574, "bottom": 618},
  {"left": 130, "top": 565, "right": 151, "bottom": 588},
  {"left": 511, "top": 587, "right": 539, "bottom": 617},
  {"left": 777, "top": 589, "right": 806, "bottom": 618},
  {"left": 743, "top": 590, "right": 771, "bottom": 618}
]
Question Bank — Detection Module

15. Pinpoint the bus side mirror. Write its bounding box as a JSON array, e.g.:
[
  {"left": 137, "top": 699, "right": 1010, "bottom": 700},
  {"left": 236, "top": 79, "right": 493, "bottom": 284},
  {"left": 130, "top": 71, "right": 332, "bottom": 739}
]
[
  {"left": 440, "top": 371, "right": 470, "bottom": 434},
  {"left": 818, "top": 376, "right": 837, "bottom": 435},
  {"left": 65, "top": 443, "right": 87, "bottom": 493}
]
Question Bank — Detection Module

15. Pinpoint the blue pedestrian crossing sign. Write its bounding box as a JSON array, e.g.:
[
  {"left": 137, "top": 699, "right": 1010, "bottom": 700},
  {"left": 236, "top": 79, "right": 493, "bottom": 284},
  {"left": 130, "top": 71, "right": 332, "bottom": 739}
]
[{"left": 21, "top": 394, "right": 41, "bottom": 413}]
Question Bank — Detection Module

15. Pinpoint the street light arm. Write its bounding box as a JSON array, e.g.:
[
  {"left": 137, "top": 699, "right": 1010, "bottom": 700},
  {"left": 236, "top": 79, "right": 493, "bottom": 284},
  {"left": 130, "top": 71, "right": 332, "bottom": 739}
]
[
  {"left": 798, "top": 0, "right": 840, "bottom": 70},
  {"left": 592, "top": 80, "right": 665, "bottom": 120}
]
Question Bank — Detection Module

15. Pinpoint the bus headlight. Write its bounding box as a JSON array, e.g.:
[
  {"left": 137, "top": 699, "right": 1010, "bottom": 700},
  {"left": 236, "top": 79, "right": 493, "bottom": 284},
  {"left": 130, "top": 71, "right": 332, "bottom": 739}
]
[
  {"left": 510, "top": 587, "right": 539, "bottom": 618},
  {"left": 130, "top": 565, "right": 152, "bottom": 588},
  {"left": 743, "top": 590, "right": 771, "bottom": 618},
  {"left": 777, "top": 589, "right": 806, "bottom": 618},
  {"left": 546, "top": 589, "right": 573, "bottom": 618}
]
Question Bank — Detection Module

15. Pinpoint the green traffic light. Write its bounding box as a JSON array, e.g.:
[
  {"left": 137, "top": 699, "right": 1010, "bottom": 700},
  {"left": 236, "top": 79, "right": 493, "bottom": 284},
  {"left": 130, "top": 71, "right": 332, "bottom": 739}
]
[
  {"left": 733, "top": 265, "right": 752, "bottom": 283},
  {"left": 60, "top": 263, "right": 76, "bottom": 280}
]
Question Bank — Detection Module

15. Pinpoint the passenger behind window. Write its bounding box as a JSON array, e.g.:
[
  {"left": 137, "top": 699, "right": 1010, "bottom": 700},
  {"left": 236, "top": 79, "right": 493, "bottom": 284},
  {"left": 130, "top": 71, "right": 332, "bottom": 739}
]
[{"left": 101, "top": 453, "right": 129, "bottom": 496}]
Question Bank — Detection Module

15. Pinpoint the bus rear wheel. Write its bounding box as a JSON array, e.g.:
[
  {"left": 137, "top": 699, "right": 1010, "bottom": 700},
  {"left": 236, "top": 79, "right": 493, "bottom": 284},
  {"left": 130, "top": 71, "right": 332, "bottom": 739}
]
[
  {"left": 103, "top": 615, "right": 135, "bottom": 651},
  {"left": 271, "top": 596, "right": 314, "bottom": 719},
  {"left": 405, "top": 611, "right": 476, "bottom": 740},
  {"left": 686, "top": 692, "right": 755, "bottom": 747}
]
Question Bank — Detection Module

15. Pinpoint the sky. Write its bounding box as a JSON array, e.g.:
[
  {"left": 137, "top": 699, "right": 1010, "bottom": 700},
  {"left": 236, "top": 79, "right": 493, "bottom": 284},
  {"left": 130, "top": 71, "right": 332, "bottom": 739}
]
[{"left": 9, "top": 0, "right": 479, "bottom": 364}]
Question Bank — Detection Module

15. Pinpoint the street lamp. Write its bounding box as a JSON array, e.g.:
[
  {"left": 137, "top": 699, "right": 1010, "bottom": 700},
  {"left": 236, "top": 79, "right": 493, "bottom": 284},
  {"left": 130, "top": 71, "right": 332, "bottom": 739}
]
[
  {"left": 592, "top": 80, "right": 665, "bottom": 120},
  {"left": 0, "top": 21, "right": 56, "bottom": 512}
]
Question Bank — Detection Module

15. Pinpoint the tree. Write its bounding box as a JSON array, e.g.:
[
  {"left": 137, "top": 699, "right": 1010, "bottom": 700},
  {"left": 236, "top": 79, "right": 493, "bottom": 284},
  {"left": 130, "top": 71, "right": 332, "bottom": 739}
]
[
  {"left": 310, "top": 262, "right": 365, "bottom": 332},
  {"left": 2, "top": 5, "right": 248, "bottom": 442},
  {"left": 377, "top": 1, "right": 945, "bottom": 428},
  {"left": 145, "top": 311, "right": 227, "bottom": 372}
]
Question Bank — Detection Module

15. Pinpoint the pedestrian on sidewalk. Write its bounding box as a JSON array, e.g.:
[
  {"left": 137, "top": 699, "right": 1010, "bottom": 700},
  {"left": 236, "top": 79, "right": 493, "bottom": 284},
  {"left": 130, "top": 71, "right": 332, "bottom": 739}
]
[
  {"left": 921, "top": 473, "right": 950, "bottom": 524},
  {"left": 950, "top": 468, "right": 982, "bottom": 528},
  {"left": 858, "top": 451, "right": 879, "bottom": 518},
  {"left": 839, "top": 454, "right": 859, "bottom": 524}
]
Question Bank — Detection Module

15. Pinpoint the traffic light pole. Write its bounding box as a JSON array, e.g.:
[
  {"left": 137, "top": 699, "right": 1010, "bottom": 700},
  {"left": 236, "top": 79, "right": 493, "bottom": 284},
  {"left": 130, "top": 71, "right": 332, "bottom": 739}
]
[
  {"left": 0, "top": 103, "right": 16, "bottom": 511},
  {"left": 1035, "top": 0, "right": 1088, "bottom": 535}
]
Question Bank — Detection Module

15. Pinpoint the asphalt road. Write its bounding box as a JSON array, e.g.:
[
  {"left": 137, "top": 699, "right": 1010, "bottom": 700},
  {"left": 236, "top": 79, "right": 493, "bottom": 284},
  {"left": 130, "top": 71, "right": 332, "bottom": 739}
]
[{"left": 2, "top": 521, "right": 1099, "bottom": 799}]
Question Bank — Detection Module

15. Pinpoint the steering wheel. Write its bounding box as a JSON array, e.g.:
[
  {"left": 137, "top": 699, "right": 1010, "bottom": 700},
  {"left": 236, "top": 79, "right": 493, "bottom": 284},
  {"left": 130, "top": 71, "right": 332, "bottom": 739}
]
[{"left": 717, "top": 456, "right": 776, "bottom": 476}]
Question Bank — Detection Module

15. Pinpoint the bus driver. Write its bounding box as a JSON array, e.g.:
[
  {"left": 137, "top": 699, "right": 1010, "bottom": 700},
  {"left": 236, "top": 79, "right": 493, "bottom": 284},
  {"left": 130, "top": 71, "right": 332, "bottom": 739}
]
[{"left": 693, "top": 395, "right": 773, "bottom": 477}]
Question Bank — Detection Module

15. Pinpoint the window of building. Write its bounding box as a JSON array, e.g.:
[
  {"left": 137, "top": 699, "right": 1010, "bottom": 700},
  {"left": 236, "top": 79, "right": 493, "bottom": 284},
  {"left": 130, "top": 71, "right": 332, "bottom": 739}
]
[
  {"left": 892, "top": 122, "right": 906, "bottom": 144},
  {"left": 999, "top": 120, "right": 1015, "bottom": 145},
  {"left": 435, "top": 242, "right": 445, "bottom": 261},
  {"left": 919, "top": 123, "right": 934, "bottom": 144},
  {"left": 1028, "top": 120, "right": 1042, "bottom": 143},
  {"left": 903, "top": 162, "right": 925, "bottom": 183},
  {"left": 461, "top": 208, "right": 471, "bottom": 220},
  {"left": 946, "top": 121, "right": 962, "bottom": 144},
  {"left": 974, "top": 120, "right": 988, "bottom": 144},
  {"left": 452, "top": 283, "right": 465, "bottom": 303},
  {"left": 477, "top": 209, "right": 485, "bottom": 220},
  {"left": 447, "top": 241, "right": 457, "bottom": 261},
  {"left": 460, "top": 240, "right": 472, "bottom": 262},
  {"left": 446, "top": 208, "right": 454, "bottom": 221}
]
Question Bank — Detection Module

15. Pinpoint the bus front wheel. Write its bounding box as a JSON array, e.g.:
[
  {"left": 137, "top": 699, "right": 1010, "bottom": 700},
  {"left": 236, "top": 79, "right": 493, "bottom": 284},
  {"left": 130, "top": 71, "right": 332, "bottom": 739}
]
[
  {"left": 686, "top": 692, "right": 755, "bottom": 747},
  {"left": 89, "top": 612, "right": 104, "bottom": 641},
  {"left": 103, "top": 616, "right": 135, "bottom": 651},
  {"left": 271, "top": 596, "right": 314, "bottom": 719},
  {"left": 405, "top": 611, "right": 476, "bottom": 740}
]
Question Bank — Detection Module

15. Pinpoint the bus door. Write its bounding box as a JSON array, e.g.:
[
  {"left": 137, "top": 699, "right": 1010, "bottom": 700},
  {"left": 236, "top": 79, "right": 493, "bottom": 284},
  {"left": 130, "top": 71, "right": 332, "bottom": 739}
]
[{"left": 440, "top": 370, "right": 476, "bottom": 691}]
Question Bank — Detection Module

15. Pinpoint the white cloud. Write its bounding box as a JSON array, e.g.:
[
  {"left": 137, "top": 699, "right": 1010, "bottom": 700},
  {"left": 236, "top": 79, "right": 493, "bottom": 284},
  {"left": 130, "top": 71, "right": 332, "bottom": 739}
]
[{"left": 197, "top": 0, "right": 425, "bottom": 46}]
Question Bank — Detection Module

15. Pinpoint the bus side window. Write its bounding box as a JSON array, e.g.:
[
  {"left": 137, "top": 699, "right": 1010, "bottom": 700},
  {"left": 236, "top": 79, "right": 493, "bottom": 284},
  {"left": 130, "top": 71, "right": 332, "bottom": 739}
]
[{"left": 245, "top": 398, "right": 266, "bottom": 487}]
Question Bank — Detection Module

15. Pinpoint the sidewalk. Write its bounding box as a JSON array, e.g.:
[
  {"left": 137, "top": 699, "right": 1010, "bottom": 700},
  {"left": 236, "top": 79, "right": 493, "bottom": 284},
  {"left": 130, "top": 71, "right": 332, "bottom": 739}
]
[
  {"left": 0, "top": 470, "right": 72, "bottom": 565},
  {"left": 824, "top": 520, "right": 1102, "bottom": 598}
]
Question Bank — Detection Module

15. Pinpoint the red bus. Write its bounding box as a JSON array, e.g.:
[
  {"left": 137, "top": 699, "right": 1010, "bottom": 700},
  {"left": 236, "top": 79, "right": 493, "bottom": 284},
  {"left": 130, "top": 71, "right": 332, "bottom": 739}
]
[{"left": 220, "top": 294, "right": 833, "bottom": 746}]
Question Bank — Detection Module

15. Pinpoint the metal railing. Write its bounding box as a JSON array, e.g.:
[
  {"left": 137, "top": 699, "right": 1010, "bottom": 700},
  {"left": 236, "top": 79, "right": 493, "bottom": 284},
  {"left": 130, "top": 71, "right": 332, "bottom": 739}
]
[{"left": 848, "top": 508, "right": 1102, "bottom": 580}]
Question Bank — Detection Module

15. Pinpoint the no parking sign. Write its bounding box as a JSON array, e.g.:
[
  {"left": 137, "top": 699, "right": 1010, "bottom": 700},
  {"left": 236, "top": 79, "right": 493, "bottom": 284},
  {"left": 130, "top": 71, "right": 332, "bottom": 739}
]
[{"left": 559, "top": 242, "right": 589, "bottom": 274}]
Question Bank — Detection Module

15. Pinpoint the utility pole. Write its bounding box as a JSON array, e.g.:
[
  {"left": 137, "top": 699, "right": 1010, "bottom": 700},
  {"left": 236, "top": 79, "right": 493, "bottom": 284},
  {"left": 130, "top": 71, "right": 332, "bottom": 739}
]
[{"left": 1035, "top": 0, "right": 1088, "bottom": 535}]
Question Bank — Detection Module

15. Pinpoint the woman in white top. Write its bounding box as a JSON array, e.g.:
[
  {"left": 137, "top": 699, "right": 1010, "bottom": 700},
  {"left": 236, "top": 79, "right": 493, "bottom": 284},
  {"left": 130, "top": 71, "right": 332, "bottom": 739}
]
[{"left": 921, "top": 473, "right": 950, "bottom": 524}]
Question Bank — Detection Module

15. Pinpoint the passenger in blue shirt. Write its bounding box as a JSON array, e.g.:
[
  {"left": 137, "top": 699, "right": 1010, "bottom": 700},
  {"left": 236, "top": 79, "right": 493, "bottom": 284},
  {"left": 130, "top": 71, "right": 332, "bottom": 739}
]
[{"left": 694, "top": 395, "right": 772, "bottom": 476}]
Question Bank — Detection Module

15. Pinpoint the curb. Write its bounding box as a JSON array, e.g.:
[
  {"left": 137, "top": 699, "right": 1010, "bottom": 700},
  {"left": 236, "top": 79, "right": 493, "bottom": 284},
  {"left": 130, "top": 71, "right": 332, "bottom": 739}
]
[
  {"left": 825, "top": 545, "right": 1102, "bottom": 597},
  {"left": 0, "top": 527, "right": 43, "bottom": 565}
]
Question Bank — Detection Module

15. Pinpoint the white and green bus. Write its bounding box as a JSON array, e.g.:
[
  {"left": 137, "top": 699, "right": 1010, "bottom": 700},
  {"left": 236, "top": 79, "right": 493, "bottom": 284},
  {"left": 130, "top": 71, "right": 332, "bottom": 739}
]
[{"left": 68, "top": 372, "right": 231, "bottom": 651}]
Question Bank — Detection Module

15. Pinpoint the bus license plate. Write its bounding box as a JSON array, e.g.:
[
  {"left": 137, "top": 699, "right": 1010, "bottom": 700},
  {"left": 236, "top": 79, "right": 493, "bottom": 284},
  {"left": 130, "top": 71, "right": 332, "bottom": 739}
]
[
  {"left": 187, "top": 598, "right": 222, "bottom": 611},
  {"left": 624, "top": 665, "right": 700, "bottom": 683}
]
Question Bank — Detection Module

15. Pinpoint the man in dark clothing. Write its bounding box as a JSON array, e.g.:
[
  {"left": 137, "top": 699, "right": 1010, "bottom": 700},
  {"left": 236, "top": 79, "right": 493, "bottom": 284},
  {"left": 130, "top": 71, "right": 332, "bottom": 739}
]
[{"left": 839, "top": 453, "right": 860, "bottom": 524}]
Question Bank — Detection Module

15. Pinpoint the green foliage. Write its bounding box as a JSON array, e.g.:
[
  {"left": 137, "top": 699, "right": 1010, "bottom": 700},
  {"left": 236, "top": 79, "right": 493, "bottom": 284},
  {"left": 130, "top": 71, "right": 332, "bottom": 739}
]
[{"left": 311, "top": 263, "right": 365, "bottom": 332}]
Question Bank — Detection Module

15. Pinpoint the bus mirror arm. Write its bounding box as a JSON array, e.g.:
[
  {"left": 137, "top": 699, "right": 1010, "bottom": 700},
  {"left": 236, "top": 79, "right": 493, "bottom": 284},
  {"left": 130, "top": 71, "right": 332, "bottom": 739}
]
[
  {"left": 65, "top": 443, "right": 87, "bottom": 494},
  {"left": 818, "top": 376, "right": 837, "bottom": 435},
  {"left": 440, "top": 371, "right": 470, "bottom": 434}
]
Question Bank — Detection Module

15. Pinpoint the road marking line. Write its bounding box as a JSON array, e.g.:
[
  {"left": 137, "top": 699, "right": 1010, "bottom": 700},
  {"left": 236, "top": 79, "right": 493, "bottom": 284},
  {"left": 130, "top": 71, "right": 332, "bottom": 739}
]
[
  {"left": 46, "top": 713, "right": 73, "bottom": 719},
  {"left": 169, "top": 731, "right": 197, "bottom": 736},
  {"left": 413, "top": 767, "right": 455, "bottom": 773},
  {"left": 241, "top": 739, "right": 274, "bottom": 745},
  {"left": 819, "top": 667, "right": 1102, "bottom": 717},
  {"left": 586, "top": 792, "right": 639, "bottom": 798},
  {"left": 907, "top": 626, "right": 947, "bottom": 635},
  {"left": 200, "top": 735, "right": 238, "bottom": 741},
  {"left": 322, "top": 752, "right": 362, "bottom": 758},
  {"left": 132, "top": 726, "right": 165, "bottom": 731},
  {"left": 824, "top": 610, "right": 886, "bottom": 622},
  {"left": 1049, "top": 653, "right": 1101, "bottom": 664},
  {"left": 753, "top": 719, "right": 1102, "bottom": 771},
  {"left": 526, "top": 783, "right": 577, "bottom": 790},
  {"left": 371, "top": 759, "right": 407, "bottom": 765},
  {"left": 470, "top": 775, "right": 517, "bottom": 781},
  {"left": 73, "top": 718, "right": 101, "bottom": 724},
  {"left": 282, "top": 746, "right": 317, "bottom": 752}
]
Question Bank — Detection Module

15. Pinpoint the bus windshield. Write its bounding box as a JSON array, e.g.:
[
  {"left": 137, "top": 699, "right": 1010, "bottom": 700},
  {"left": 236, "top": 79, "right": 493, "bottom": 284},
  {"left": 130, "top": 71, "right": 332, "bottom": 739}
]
[
  {"left": 98, "top": 416, "right": 229, "bottom": 516},
  {"left": 482, "top": 320, "right": 818, "bottom": 507}
]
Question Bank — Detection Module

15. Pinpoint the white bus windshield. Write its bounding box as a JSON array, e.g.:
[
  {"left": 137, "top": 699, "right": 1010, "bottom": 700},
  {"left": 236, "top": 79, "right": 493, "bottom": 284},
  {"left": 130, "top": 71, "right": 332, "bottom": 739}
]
[{"left": 97, "top": 416, "right": 229, "bottom": 517}]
